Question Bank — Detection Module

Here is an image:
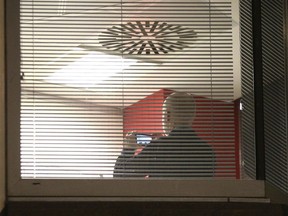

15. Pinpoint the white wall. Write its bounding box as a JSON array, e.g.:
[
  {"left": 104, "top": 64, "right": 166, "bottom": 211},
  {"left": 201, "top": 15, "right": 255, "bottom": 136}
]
[
  {"left": 0, "top": 0, "right": 6, "bottom": 211},
  {"left": 20, "top": 94, "right": 124, "bottom": 179}
]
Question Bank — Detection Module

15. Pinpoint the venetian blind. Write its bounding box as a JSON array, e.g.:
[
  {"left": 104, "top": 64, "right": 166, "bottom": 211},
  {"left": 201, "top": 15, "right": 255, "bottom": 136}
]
[{"left": 20, "top": 0, "right": 240, "bottom": 179}]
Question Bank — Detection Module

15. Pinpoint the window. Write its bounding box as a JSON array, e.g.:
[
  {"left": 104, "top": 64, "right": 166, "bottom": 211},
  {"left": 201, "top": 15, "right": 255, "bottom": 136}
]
[{"left": 7, "top": 0, "right": 262, "bottom": 198}]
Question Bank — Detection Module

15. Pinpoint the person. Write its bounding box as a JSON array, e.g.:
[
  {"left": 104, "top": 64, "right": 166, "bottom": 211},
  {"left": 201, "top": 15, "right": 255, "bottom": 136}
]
[{"left": 114, "top": 92, "right": 215, "bottom": 178}]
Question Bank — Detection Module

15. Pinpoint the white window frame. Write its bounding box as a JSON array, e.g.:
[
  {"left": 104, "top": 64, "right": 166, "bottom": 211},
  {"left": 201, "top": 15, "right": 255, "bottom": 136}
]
[{"left": 5, "top": 0, "right": 264, "bottom": 199}]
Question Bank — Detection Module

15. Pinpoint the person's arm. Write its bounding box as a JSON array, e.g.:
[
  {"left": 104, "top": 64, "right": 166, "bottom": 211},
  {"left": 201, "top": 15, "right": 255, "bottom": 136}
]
[
  {"left": 113, "top": 147, "right": 137, "bottom": 177},
  {"left": 113, "top": 132, "right": 143, "bottom": 177}
]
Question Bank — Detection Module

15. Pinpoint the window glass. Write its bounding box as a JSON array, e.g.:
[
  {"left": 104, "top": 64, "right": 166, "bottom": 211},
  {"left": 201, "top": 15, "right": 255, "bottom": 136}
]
[{"left": 19, "top": 0, "right": 241, "bottom": 179}]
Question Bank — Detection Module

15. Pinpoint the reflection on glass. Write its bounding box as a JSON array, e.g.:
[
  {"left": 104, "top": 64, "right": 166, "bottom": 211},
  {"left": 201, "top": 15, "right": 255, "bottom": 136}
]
[{"left": 20, "top": 0, "right": 241, "bottom": 179}]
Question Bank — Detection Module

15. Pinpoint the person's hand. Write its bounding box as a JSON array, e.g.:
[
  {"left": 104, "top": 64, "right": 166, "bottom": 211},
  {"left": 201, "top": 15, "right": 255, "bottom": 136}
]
[{"left": 123, "top": 131, "right": 142, "bottom": 149}]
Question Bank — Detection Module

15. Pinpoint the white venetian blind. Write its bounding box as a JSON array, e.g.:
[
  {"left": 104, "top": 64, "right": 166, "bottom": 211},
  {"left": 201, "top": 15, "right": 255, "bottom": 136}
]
[{"left": 20, "top": 0, "right": 240, "bottom": 179}]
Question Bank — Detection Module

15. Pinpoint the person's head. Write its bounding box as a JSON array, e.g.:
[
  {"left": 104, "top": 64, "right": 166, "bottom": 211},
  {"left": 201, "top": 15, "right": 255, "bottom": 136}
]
[{"left": 162, "top": 92, "right": 196, "bottom": 134}]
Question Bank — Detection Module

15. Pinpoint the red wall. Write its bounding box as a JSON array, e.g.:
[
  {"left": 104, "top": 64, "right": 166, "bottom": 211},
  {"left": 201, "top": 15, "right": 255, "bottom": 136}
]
[
  {"left": 123, "top": 89, "right": 173, "bottom": 135},
  {"left": 123, "top": 89, "right": 240, "bottom": 178}
]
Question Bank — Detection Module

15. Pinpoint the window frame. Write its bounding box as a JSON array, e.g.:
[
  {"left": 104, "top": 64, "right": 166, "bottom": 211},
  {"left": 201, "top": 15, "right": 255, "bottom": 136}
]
[{"left": 5, "top": 0, "right": 264, "bottom": 199}]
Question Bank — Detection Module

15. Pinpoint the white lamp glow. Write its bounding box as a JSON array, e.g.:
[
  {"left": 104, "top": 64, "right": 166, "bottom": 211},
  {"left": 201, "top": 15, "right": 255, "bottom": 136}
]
[{"left": 46, "top": 50, "right": 137, "bottom": 88}]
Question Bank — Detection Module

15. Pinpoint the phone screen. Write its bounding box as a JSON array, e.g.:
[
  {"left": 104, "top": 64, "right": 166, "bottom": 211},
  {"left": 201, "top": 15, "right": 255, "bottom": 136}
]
[{"left": 136, "top": 134, "right": 152, "bottom": 145}]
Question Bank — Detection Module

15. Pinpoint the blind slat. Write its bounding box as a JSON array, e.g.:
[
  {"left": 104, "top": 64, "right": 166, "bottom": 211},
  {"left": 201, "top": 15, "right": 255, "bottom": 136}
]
[{"left": 20, "top": 0, "right": 240, "bottom": 179}]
